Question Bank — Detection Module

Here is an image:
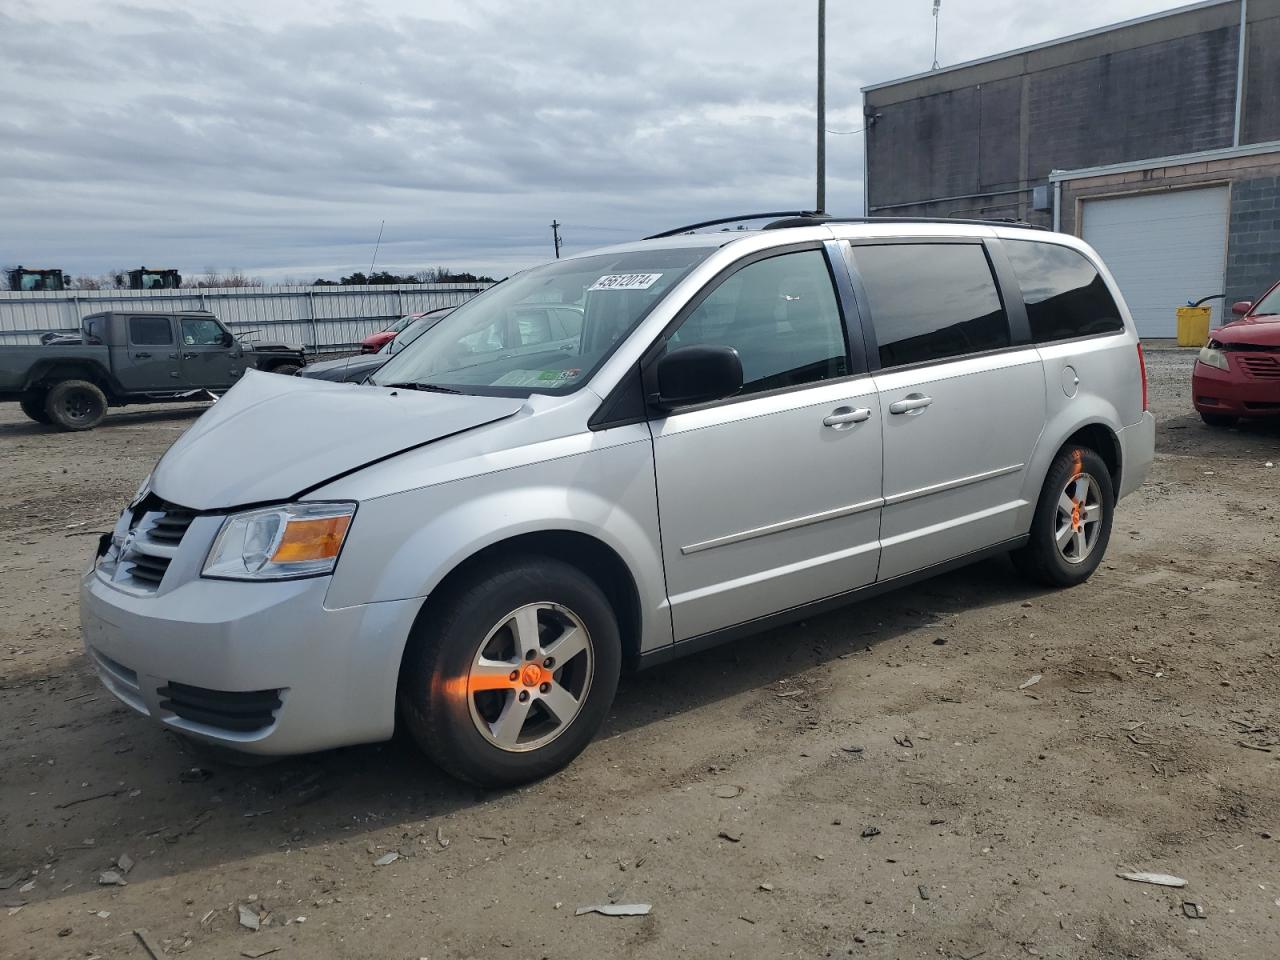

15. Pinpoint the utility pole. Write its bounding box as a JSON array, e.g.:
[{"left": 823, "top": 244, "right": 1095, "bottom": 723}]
[
  {"left": 551, "top": 219, "right": 563, "bottom": 259},
  {"left": 816, "top": 0, "right": 826, "bottom": 214}
]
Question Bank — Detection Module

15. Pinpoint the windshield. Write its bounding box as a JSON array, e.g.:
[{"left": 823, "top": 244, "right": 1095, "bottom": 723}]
[
  {"left": 1252, "top": 284, "right": 1280, "bottom": 317},
  {"left": 370, "top": 247, "right": 716, "bottom": 396}
]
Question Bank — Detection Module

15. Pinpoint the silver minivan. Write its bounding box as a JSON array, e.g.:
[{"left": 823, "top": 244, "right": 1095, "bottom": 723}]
[{"left": 81, "top": 215, "right": 1155, "bottom": 786}]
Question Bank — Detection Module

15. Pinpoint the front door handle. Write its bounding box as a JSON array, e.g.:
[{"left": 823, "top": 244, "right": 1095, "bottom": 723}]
[
  {"left": 888, "top": 394, "right": 933, "bottom": 415},
  {"left": 823, "top": 406, "right": 872, "bottom": 428},
  {"left": 134, "top": 352, "right": 152, "bottom": 359},
  {"left": 183, "top": 352, "right": 197, "bottom": 360}
]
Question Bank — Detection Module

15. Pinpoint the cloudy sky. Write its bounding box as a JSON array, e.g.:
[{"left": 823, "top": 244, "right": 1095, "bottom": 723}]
[{"left": 2, "top": 0, "right": 1191, "bottom": 282}]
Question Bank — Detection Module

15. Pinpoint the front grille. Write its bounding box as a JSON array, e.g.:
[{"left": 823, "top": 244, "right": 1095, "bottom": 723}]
[
  {"left": 120, "top": 497, "right": 198, "bottom": 590},
  {"left": 1237, "top": 354, "right": 1280, "bottom": 380},
  {"left": 158, "top": 681, "right": 283, "bottom": 733}
]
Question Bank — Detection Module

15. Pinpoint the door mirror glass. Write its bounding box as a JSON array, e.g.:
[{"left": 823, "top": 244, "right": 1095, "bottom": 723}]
[
  {"left": 652, "top": 344, "right": 743, "bottom": 410},
  {"left": 1232, "top": 300, "right": 1253, "bottom": 316}
]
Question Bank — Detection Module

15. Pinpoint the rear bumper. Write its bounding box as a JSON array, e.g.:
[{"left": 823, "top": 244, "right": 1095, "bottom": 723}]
[
  {"left": 1192, "top": 361, "right": 1280, "bottom": 417},
  {"left": 81, "top": 568, "right": 423, "bottom": 755},
  {"left": 1117, "top": 411, "right": 1155, "bottom": 500}
]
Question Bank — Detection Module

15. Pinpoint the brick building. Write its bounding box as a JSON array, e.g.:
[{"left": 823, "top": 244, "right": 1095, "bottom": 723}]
[{"left": 862, "top": 0, "right": 1280, "bottom": 336}]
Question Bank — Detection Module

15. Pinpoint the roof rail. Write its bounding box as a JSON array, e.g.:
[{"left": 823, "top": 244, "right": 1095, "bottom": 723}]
[
  {"left": 644, "top": 211, "right": 825, "bottom": 240},
  {"left": 645, "top": 212, "right": 1047, "bottom": 239}
]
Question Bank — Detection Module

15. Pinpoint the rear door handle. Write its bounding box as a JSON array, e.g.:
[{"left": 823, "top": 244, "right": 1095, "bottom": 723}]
[
  {"left": 888, "top": 394, "right": 933, "bottom": 415},
  {"left": 823, "top": 406, "right": 872, "bottom": 428}
]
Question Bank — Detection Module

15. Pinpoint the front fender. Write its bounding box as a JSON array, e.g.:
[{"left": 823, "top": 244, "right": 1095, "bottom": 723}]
[{"left": 324, "top": 427, "right": 672, "bottom": 652}]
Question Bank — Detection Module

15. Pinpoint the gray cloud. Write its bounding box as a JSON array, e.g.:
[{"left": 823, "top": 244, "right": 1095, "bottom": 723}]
[{"left": 2, "top": 0, "right": 1182, "bottom": 280}]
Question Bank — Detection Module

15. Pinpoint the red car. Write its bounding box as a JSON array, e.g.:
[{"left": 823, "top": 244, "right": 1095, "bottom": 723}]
[
  {"left": 1192, "top": 280, "right": 1280, "bottom": 427},
  {"left": 360, "top": 312, "right": 427, "bottom": 354}
]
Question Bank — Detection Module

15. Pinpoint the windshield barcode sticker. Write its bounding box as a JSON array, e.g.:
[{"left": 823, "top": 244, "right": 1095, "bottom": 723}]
[{"left": 589, "top": 273, "right": 662, "bottom": 291}]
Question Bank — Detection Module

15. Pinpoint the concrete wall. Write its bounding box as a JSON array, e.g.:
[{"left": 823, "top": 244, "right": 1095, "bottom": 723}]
[
  {"left": 1225, "top": 175, "right": 1280, "bottom": 304},
  {"left": 863, "top": 0, "right": 1280, "bottom": 222}
]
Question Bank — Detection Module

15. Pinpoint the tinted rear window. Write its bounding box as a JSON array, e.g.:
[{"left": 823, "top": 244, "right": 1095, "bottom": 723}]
[
  {"left": 850, "top": 243, "right": 1010, "bottom": 368},
  {"left": 129, "top": 316, "right": 173, "bottom": 345},
  {"left": 1003, "top": 240, "right": 1124, "bottom": 342}
]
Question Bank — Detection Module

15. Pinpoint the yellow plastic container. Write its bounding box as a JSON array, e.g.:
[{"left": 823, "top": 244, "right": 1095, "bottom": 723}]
[
  {"left": 1176, "top": 305, "right": 1212, "bottom": 347},
  {"left": 1172, "top": 305, "right": 1213, "bottom": 348}
]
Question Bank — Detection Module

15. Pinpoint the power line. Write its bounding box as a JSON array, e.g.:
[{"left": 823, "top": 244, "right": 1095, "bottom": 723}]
[{"left": 826, "top": 126, "right": 865, "bottom": 136}]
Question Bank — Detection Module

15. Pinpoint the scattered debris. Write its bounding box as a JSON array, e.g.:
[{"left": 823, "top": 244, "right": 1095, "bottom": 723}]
[
  {"left": 1116, "top": 871, "right": 1187, "bottom": 888},
  {"left": 238, "top": 903, "right": 262, "bottom": 931},
  {"left": 55, "top": 789, "right": 125, "bottom": 809},
  {"left": 1182, "top": 901, "right": 1206, "bottom": 919},
  {"left": 717, "top": 829, "right": 742, "bottom": 843},
  {"left": 0, "top": 872, "right": 23, "bottom": 891},
  {"left": 861, "top": 826, "right": 881, "bottom": 838},
  {"left": 116, "top": 853, "right": 134, "bottom": 875},
  {"left": 929, "top": 818, "right": 946, "bottom": 826},
  {"left": 1019, "top": 675, "right": 1042, "bottom": 690},
  {"left": 918, "top": 884, "right": 931, "bottom": 901},
  {"left": 893, "top": 735, "right": 913, "bottom": 748},
  {"left": 841, "top": 745, "right": 864, "bottom": 754},
  {"left": 713, "top": 784, "right": 744, "bottom": 799},
  {"left": 575, "top": 903, "right": 651, "bottom": 917},
  {"left": 933, "top": 637, "right": 947, "bottom": 645},
  {"left": 133, "top": 928, "right": 164, "bottom": 960},
  {"left": 1236, "top": 741, "right": 1273, "bottom": 753},
  {"left": 94, "top": 910, "right": 111, "bottom": 919},
  {"left": 436, "top": 827, "right": 450, "bottom": 849},
  {"left": 374, "top": 852, "right": 400, "bottom": 866},
  {"left": 242, "top": 949, "right": 282, "bottom": 959},
  {"left": 758, "top": 883, "right": 774, "bottom": 892},
  {"left": 774, "top": 689, "right": 804, "bottom": 698},
  {"left": 179, "top": 767, "right": 213, "bottom": 784},
  {"left": 98, "top": 871, "right": 126, "bottom": 886},
  {"left": 19, "top": 880, "right": 35, "bottom": 893}
]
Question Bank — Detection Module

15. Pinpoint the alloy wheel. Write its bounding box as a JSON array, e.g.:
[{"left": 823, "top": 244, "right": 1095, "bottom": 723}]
[
  {"left": 1055, "top": 471, "right": 1103, "bottom": 564},
  {"left": 466, "top": 602, "right": 594, "bottom": 753}
]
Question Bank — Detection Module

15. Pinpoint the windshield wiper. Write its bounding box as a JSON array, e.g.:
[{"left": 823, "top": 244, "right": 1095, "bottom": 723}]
[{"left": 380, "top": 381, "right": 463, "bottom": 395}]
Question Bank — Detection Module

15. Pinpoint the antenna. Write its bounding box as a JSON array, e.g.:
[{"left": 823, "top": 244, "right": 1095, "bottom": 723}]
[
  {"left": 369, "top": 219, "right": 385, "bottom": 277},
  {"left": 931, "top": 0, "right": 942, "bottom": 70}
]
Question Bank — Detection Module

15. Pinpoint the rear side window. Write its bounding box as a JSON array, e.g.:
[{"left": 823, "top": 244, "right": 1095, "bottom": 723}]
[
  {"left": 1003, "top": 240, "right": 1124, "bottom": 342},
  {"left": 129, "top": 316, "right": 173, "bottom": 346},
  {"left": 850, "top": 243, "right": 1010, "bottom": 368},
  {"left": 83, "top": 317, "right": 105, "bottom": 344}
]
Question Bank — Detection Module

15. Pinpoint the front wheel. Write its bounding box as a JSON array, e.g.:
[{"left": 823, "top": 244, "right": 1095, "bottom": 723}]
[
  {"left": 399, "top": 556, "right": 621, "bottom": 787},
  {"left": 1015, "top": 446, "right": 1115, "bottom": 588}
]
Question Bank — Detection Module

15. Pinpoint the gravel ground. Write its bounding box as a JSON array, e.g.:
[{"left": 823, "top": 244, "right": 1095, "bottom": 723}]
[{"left": 2, "top": 345, "right": 1279, "bottom": 960}]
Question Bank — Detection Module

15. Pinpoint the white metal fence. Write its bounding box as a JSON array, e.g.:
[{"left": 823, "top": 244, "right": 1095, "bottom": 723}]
[{"left": 0, "top": 283, "right": 491, "bottom": 354}]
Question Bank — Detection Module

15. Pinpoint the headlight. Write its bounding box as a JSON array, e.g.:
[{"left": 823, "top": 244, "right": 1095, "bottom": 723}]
[
  {"left": 1198, "top": 344, "right": 1230, "bottom": 371},
  {"left": 203, "top": 502, "right": 356, "bottom": 581}
]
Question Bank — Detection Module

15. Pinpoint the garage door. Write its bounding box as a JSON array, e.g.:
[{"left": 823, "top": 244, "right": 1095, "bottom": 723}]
[{"left": 1081, "top": 186, "right": 1229, "bottom": 338}]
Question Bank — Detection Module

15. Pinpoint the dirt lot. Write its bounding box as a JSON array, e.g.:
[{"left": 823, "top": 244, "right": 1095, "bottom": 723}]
[{"left": 2, "top": 346, "right": 1278, "bottom": 960}]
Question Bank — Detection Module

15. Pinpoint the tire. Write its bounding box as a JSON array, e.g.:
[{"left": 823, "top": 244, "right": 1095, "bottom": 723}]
[
  {"left": 1200, "top": 411, "right": 1238, "bottom": 428},
  {"left": 1014, "top": 445, "right": 1115, "bottom": 588},
  {"left": 266, "top": 363, "right": 300, "bottom": 377},
  {"left": 44, "top": 379, "right": 108, "bottom": 431},
  {"left": 19, "top": 391, "right": 51, "bottom": 424},
  {"left": 399, "top": 555, "right": 622, "bottom": 787}
]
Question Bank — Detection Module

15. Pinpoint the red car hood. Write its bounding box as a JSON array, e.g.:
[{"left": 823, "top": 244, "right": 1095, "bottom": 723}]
[
  {"left": 362, "top": 331, "right": 395, "bottom": 349},
  {"left": 1213, "top": 314, "right": 1280, "bottom": 347}
]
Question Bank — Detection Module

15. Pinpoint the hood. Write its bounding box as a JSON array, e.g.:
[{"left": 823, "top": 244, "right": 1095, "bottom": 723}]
[
  {"left": 152, "top": 370, "right": 525, "bottom": 510},
  {"left": 1213, "top": 313, "right": 1280, "bottom": 348},
  {"left": 298, "top": 354, "right": 385, "bottom": 381}
]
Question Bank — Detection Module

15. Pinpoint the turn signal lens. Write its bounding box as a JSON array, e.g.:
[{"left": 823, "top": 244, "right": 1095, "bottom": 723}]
[
  {"left": 271, "top": 515, "right": 352, "bottom": 564},
  {"left": 203, "top": 502, "right": 356, "bottom": 581}
]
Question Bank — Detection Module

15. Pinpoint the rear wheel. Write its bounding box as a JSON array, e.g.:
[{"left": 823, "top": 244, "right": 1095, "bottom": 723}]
[
  {"left": 44, "top": 379, "right": 108, "bottom": 431},
  {"left": 19, "top": 391, "right": 50, "bottom": 424},
  {"left": 399, "top": 556, "right": 621, "bottom": 787},
  {"left": 1015, "top": 446, "right": 1115, "bottom": 588},
  {"left": 1199, "top": 411, "right": 1238, "bottom": 428}
]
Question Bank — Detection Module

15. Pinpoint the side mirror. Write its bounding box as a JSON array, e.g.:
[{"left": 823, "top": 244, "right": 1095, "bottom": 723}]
[
  {"left": 650, "top": 344, "right": 743, "bottom": 411},
  {"left": 1232, "top": 301, "right": 1253, "bottom": 316}
]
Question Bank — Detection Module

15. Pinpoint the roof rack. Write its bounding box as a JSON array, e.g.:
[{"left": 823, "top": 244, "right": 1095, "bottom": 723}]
[{"left": 645, "top": 212, "right": 1046, "bottom": 239}]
